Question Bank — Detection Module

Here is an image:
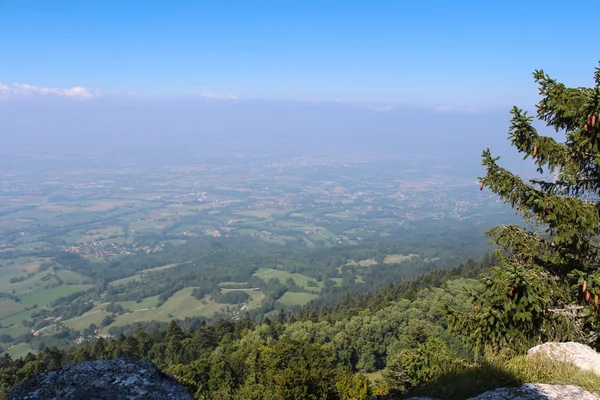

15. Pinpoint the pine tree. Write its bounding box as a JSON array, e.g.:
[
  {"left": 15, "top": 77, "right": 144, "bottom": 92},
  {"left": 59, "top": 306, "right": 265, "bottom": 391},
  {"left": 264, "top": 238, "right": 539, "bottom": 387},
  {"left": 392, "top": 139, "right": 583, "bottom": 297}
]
[
  {"left": 449, "top": 62, "right": 600, "bottom": 355},
  {"left": 135, "top": 323, "right": 151, "bottom": 358}
]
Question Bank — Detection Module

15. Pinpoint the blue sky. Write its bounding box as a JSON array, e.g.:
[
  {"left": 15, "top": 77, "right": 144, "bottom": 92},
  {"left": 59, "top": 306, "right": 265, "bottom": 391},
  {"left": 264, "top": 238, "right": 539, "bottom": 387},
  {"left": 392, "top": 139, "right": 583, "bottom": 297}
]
[{"left": 1, "top": 0, "right": 599, "bottom": 109}]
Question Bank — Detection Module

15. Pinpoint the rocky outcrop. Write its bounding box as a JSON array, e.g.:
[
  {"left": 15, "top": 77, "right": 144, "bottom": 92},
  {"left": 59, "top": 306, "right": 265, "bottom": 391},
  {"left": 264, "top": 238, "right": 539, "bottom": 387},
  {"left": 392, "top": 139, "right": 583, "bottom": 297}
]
[
  {"left": 405, "top": 385, "right": 599, "bottom": 400},
  {"left": 8, "top": 357, "right": 193, "bottom": 400},
  {"left": 466, "top": 383, "right": 598, "bottom": 400},
  {"left": 527, "top": 341, "right": 600, "bottom": 376}
]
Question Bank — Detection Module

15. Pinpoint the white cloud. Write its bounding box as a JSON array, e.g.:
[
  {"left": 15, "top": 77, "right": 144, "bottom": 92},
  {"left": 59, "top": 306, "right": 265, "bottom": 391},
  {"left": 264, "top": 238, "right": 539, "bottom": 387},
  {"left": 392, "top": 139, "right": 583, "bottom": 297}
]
[
  {"left": 199, "top": 92, "right": 238, "bottom": 100},
  {"left": 0, "top": 83, "right": 100, "bottom": 100},
  {"left": 366, "top": 104, "right": 394, "bottom": 112}
]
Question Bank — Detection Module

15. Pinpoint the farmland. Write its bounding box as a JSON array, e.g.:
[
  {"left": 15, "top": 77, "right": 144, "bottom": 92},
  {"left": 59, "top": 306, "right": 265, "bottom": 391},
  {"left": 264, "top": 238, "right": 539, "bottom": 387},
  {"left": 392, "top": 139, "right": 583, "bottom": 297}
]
[
  {"left": 0, "top": 152, "right": 519, "bottom": 357},
  {"left": 253, "top": 268, "right": 324, "bottom": 292},
  {"left": 19, "top": 285, "right": 93, "bottom": 306},
  {"left": 105, "top": 287, "right": 265, "bottom": 331},
  {"left": 278, "top": 292, "right": 319, "bottom": 306},
  {"left": 0, "top": 299, "right": 25, "bottom": 320}
]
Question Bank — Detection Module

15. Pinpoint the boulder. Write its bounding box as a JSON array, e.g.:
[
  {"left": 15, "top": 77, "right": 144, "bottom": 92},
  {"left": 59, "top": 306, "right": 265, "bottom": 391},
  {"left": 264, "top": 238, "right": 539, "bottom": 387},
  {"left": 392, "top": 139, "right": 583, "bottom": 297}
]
[
  {"left": 527, "top": 342, "right": 600, "bottom": 376},
  {"left": 466, "top": 383, "right": 598, "bottom": 399},
  {"left": 8, "top": 357, "right": 194, "bottom": 400}
]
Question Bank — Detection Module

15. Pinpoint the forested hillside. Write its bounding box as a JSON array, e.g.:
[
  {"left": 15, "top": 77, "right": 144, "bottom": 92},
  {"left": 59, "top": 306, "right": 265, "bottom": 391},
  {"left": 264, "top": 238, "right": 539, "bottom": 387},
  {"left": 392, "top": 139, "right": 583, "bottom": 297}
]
[
  {"left": 0, "top": 257, "right": 494, "bottom": 399},
  {"left": 0, "top": 220, "right": 497, "bottom": 358}
]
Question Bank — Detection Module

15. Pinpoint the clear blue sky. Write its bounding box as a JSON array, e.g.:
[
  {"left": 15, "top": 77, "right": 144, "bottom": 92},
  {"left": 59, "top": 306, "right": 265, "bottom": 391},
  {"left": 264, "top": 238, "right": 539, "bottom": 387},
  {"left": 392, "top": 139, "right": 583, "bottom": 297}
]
[{"left": 1, "top": 0, "right": 598, "bottom": 108}]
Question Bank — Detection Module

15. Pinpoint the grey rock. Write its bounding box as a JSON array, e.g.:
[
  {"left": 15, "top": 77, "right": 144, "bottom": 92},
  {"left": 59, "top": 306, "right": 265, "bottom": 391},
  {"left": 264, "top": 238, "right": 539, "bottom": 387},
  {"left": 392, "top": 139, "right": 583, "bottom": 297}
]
[
  {"left": 527, "top": 341, "right": 600, "bottom": 376},
  {"left": 404, "top": 397, "right": 440, "bottom": 400},
  {"left": 467, "top": 383, "right": 598, "bottom": 400},
  {"left": 8, "top": 357, "right": 194, "bottom": 400}
]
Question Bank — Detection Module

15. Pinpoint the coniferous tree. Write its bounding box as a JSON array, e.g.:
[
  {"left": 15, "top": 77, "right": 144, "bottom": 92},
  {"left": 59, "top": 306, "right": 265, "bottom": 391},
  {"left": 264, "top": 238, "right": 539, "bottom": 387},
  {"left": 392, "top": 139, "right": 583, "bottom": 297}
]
[
  {"left": 449, "top": 63, "right": 600, "bottom": 355},
  {"left": 135, "top": 323, "right": 151, "bottom": 358}
]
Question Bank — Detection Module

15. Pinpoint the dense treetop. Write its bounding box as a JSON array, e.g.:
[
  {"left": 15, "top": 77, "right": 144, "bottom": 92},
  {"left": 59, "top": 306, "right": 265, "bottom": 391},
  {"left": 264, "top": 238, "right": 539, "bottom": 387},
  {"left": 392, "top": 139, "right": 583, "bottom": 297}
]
[{"left": 450, "top": 63, "right": 600, "bottom": 355}]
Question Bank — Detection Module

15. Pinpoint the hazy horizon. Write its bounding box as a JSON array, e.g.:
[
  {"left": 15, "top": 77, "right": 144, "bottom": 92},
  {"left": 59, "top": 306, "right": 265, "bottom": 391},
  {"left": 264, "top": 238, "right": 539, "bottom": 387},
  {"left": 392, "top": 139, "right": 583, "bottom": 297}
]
[{"left": 3, "top": 0, "right": 596, "bottom": 178}]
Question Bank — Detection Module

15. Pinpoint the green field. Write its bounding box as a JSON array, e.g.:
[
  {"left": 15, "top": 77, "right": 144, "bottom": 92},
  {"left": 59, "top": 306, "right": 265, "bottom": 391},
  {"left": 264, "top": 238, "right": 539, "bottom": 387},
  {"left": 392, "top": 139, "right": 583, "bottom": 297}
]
[
  {"left": 104, "top": 287, "right": 265, "bottom": 331},
  {"left": 0, "top": 260, "right": 55, "bottom": 294},
  {"left": 129, "top": 219, "right": 172, "bottom": 233},
  {"left": 109, "top": 263, "right": 181, "bottom": 287},
  {"left": 330, "top": 277, "right": 343, "bottom": 286},
  {"left": 76, "top": 225, "right": 124, "bottom": 243},
  {"left": 54, "top": 269, "right": 87, "bottom": 284},
  {"left": 278, "top": 292, "right": 319, "bottom": 306},
  {"left": 63, "top": 310, "right": 111, "bottom": 332},
  {"left": 19, "top": 284, "right": 93, "bottom": 306},
  {"left": 108, "top": 275, "right": 141, "bottom": 287},
  {"left": 220, "top": 288, "right": 265, "bottom": 309},
  {"left": 0, "top": 308, "right": 38, "bottom": 327},
  {"left": 6, "top": 342, "right": 34, "bottom": 359},
  {"left": 118, "top": 295, "right": 160, "bottom": 311},
  {"left": 0, "top": 324, "right": 31, "bottom": 341},
  {"left": 253, "top": 268, "right": 322, "bottom": 293},
  {"left": 12, "top": 241, "right": 51, "bottom": 251},
  {"left": 6, "top": 274, "right": 62, "bottom": 296},
  {"left": 0, "top": 299, "right": 26, "bottom": 320},
  {"left": 107, "top": 289, "right": 230, "bottom": 329}
]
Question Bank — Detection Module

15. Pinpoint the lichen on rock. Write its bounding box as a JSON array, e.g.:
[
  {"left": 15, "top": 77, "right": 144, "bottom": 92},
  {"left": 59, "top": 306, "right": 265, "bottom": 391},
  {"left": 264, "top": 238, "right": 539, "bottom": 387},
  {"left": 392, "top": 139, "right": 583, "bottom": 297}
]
[
  {"left": 8, "top": 357, "right": 193, "bottom": 400},
  {"left": 466, "top": 383, "right": 599, "bottom": 400}
]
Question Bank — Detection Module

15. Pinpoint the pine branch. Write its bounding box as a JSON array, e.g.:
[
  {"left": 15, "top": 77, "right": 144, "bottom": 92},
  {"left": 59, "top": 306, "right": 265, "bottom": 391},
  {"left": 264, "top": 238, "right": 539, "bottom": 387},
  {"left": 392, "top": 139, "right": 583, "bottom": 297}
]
[{"left": 480, "top": 151, "right": 598, "bottom": 250}]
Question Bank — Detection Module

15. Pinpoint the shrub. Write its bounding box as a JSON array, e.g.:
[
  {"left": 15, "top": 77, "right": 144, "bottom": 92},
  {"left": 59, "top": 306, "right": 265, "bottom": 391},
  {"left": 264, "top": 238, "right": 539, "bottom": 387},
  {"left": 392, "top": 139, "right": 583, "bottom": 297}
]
[{"left": 383, "top": 338, "right": 466, "bottom": 390}]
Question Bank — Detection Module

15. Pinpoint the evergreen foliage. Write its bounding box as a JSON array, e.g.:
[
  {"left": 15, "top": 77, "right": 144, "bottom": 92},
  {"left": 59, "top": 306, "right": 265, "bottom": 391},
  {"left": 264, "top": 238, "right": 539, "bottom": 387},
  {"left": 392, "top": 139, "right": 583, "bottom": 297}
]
[
  {"left": 448, "top": 62, "right": 600, "bottom": 355},
  {"left": 383, "top": 337, "right": 466, "bottom": 390}
]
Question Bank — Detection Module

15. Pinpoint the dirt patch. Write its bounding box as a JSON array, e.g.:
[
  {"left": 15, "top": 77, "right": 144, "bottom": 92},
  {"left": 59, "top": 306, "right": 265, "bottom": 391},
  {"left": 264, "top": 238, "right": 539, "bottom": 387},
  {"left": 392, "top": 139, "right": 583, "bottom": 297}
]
[{"left": 384, "top": 254, "right": 417, "bottom": 264}]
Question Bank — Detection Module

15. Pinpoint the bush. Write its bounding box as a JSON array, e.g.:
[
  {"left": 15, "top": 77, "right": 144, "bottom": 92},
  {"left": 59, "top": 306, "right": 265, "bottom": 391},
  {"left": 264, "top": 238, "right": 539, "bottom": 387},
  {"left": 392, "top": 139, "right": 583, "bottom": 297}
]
[
  {"left": 383, "top": 338, "right": 466, "bottom": 390},
  {"left": 335, "top": 371, "right": 371, "bottom": 400},
  {"left": 100, "top": 315, "right": 114, "bottom": 327}
]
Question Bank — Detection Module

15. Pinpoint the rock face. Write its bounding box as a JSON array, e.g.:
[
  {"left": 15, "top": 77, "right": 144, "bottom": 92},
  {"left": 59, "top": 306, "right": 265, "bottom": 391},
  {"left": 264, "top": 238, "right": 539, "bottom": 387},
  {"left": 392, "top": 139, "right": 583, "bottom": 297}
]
[
  {"left": 527, "top": 341, "right": 600, "bottom": 376},
  {"left": 8, "top": 357, "right": 194, "bottom": 400},
  {"left": 466, "top": 383, "right": 599, "bottom": 400}
]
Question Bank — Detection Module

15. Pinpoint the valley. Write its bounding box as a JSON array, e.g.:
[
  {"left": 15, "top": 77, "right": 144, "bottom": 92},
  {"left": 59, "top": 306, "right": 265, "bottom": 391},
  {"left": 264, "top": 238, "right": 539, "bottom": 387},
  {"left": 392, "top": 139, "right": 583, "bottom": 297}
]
[{"left": 0, "top": 152, "right": 518, "bottom": 358}]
